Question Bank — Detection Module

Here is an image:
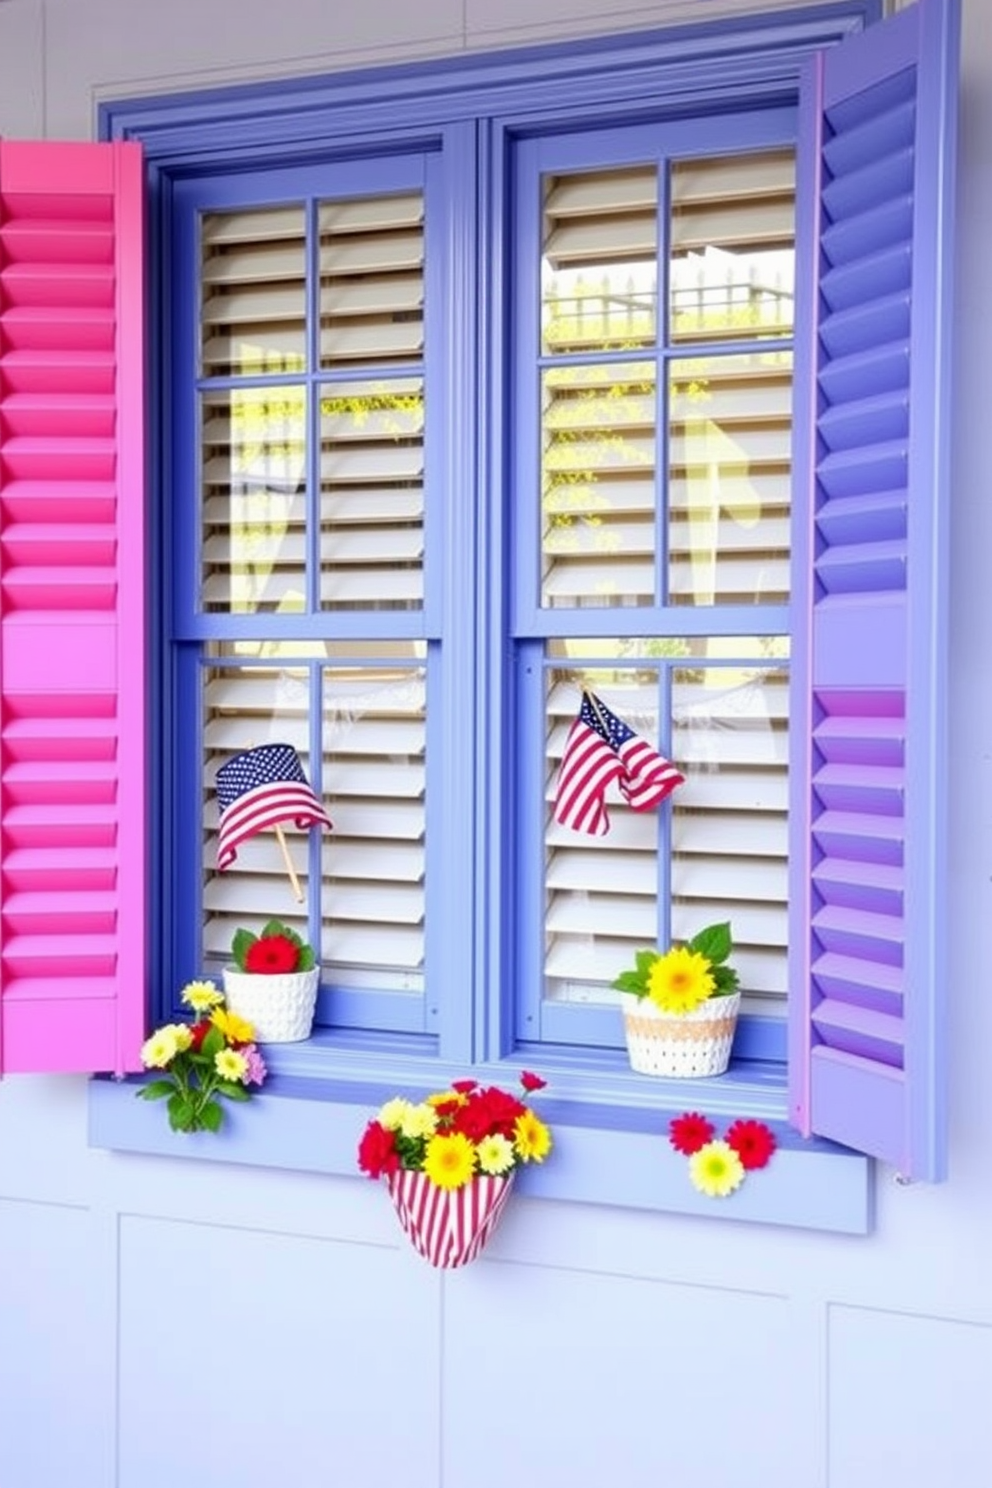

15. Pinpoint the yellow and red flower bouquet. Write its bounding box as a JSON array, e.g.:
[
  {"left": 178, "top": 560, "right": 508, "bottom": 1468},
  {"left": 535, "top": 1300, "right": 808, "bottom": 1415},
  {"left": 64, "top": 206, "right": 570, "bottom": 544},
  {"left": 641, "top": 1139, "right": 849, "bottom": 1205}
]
[{"left": 358, "top": 1073, "right": 552, "bottom": 1267}]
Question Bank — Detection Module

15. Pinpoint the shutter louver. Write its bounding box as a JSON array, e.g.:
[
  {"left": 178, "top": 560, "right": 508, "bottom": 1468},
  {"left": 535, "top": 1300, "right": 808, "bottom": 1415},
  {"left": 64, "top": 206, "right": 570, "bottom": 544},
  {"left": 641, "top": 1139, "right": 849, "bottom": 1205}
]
[
  {"left": 789, "top": 0, "right": 958, "bottom": 1178},
  {"left": 0, "top": 140, "right": 146, "bottom": 1075}
]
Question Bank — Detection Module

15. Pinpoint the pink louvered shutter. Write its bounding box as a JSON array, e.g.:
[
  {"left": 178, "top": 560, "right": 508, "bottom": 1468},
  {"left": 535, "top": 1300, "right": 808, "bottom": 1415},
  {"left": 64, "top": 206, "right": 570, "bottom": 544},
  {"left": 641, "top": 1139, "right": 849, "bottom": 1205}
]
[{"left": 0, "top": 140, "right": 146, "bottom": 1075}]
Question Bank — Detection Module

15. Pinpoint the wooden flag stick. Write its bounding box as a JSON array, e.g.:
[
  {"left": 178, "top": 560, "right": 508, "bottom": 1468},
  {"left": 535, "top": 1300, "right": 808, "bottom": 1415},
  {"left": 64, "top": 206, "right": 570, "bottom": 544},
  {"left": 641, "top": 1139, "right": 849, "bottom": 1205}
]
[
  {"left": 275, "top": 822, "right": 304, "bottom": 903},
  {"left": 582, "top": 685, "right": 610, "bottom": 733}
]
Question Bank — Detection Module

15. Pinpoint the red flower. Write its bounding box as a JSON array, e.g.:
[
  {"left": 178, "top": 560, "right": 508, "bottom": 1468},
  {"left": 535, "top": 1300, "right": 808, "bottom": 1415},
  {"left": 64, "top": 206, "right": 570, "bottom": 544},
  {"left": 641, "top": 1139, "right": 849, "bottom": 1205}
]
[
  {"left": 357, "top": 1121, "right": 400, "bottom": 1179},
  {"left": 188, "top": 1021, "right": 211, "bottom": 1051},
  {"left": 452, "top": 1086, "right": 526, "bottom": 1142},
  {"left": 668, "top": 1112, "right": 716, "bottom": 1155},
  {"left": 520, "top": 1070, "right": 547, "bottom": 1093},
  {"left": 244, "top": 933, "right": 300, "bottom": 974},
  {"left": 726, "top": 1119, "right": 777, "bottom": 1170},
  {"left": 451, "top": 1079, "right": 478, "bottom": 1094}
]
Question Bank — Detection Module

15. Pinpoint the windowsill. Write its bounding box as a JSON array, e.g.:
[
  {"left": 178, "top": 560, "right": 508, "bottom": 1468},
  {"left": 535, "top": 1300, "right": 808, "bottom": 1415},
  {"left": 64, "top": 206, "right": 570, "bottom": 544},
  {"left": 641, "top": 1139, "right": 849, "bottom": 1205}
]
[{"left": 87, "top": 1045, "right": 872, "bottom": 1234}]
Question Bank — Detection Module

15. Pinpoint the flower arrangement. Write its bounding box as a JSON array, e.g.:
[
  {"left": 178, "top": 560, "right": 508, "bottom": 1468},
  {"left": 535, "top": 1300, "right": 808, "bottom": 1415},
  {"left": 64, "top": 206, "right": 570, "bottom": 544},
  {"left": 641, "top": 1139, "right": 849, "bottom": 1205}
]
[
  {"left": 231, "top": 918, "right": 316, "bottom": 975},
  {"left": 358, "top": 1073, "right": 553, "bottom": 1268},
  {"left": 612, "top": 920, "right": 739, "bottom": 1014},
  {"left": 669, "top": 1111, "right": 776, "bottom": 1197},
  {"left": 136, "top": 981, "right": 268, "bottom": 1133},
  {"left": 358, "top": 1071, "right": 553, "bottom": 1187}
]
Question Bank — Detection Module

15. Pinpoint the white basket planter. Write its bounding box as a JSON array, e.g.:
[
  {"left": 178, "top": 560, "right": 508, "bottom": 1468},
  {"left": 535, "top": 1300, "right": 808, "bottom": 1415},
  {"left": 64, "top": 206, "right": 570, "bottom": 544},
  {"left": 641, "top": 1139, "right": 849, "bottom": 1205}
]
[
  {"left": 222, "top": 966, "right": 320, "bottom": 1043},
  {"left": 620, "top": 991, "right": 741, "bottom": 1078}
]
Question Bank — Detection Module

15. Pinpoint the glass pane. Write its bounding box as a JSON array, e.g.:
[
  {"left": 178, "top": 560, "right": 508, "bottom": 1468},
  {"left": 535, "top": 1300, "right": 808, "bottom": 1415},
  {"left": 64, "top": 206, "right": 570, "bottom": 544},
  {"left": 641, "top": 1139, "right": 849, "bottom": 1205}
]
[
  {"left": 542, "top": 166, "right": 658, "bottom": 355},
  {"left": 200, "top": 207, "right": 306, "bottom": 376},
  {"left": 541, "top": 361, "right": 656, "bottom": 609},
  {"left": 668, "top": 351, "right": 792, "bottom": 605},
  {"left": 318, "top": 378, "right": 424, "bottom": 610},
  {"left": 670, "top": 652, "right": 789, "bottom": 1014},
  {"left": 201, "top": 386, "right": 307, "bottom": 615},
  {"left": 321, "top": 661, "right": 427, "bottom": 992},
  {"left": 319, "top": 192, "right": 425, "bottom": 368},
  {"left": 201, "top": 663, "right": 318, "bottom": 972},
  {"left": 669, "top": 150, "right": 795, "bottom": 344}
]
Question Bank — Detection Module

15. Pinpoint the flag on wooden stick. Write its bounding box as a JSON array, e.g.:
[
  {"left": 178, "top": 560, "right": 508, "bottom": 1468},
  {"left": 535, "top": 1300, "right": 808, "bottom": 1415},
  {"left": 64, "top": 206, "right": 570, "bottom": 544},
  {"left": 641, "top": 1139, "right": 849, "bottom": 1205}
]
[
  {"left": 216, "top": 742, "right": 332, "bottom": 871},
  {"left": 553, "top": 692, "right": 684, "bottom": 837}
]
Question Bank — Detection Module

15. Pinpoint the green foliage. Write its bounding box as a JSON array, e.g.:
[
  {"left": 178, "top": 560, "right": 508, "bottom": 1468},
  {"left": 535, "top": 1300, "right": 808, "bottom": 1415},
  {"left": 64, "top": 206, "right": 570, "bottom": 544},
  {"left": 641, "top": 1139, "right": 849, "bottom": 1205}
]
[{"left": 611, "top": 922, "right": 740, "bottom": 999}]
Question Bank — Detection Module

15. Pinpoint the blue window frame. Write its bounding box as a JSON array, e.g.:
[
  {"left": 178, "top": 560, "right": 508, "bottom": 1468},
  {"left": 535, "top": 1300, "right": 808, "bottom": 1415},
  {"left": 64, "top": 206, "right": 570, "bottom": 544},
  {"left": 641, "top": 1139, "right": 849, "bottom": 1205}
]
[{"left": 87, "top": 0, "right": 959, "bottom": 1228}]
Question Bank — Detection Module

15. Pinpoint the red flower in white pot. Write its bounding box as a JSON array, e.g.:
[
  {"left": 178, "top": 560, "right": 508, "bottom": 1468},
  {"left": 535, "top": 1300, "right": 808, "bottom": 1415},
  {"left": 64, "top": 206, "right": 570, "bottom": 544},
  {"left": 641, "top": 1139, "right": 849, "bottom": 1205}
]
[{"left": 223, "top": 919, "right": 320, "bottom": 1043}]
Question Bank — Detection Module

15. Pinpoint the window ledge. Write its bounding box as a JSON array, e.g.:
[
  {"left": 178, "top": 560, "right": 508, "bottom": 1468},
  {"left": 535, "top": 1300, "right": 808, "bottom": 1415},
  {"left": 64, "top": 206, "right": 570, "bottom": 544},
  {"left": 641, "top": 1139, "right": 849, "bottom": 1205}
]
[{"left": 88, "top": 1070, "right": 872, "bottom": 1235}]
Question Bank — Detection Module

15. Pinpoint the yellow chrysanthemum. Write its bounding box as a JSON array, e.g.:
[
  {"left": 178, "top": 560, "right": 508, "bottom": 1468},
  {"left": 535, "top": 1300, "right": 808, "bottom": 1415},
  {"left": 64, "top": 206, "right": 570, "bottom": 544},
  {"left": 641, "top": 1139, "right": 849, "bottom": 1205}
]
[
  {"left": 513, "top": 1109, "right": 553, "bottom": 1164},
  {"left": 427, "top": 1089, "right": 468, "bottom": 1108},
  {"left": 399, "top": 1102, "right": 439, "bottom": 1140},
  {"left": 646, "top": 947, "right": 716, "bottom": 1015},
  {"left": 171, "top": 1023, "right": 193, "bottom": 1053},
  {"left": 140, "top": 1026, "right": 180, "bottom": 1069},
  {"left": 214, "top": 1047, "right": 248, "bottom": 1082},
  {"left": 378, "top": 1097, "right": 413, "bottom": 1131},
  {"left": 180, "top": 979, "right": 224, "bottom": 1013},
  {"left": 688, "top": 1140, "right": 745, "bottom": 1198},
  {"left": 422, "top": 1132, "right": 477, "bottom": 1189},
  {"left": 210, "top": 1007, "right": 256, "bottom": 1044},
  {"left": 476, "top": 1133, "right": 516, "bottom": 1176}
]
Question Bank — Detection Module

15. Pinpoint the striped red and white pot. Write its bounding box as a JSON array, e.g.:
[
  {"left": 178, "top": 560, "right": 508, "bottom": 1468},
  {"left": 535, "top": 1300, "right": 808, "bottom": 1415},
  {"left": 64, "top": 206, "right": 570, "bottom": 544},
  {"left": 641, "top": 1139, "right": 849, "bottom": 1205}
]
[{"left": 385, "top": 1169, "right": 515, "bottom": 1268}]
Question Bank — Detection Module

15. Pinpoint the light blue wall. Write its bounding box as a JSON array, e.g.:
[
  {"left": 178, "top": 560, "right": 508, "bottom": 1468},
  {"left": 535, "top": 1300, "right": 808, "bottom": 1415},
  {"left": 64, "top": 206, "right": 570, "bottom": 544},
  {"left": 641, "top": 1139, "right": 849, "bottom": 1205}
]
[{"left": 1, "top": 2, "right": 990, "bottom": 1485}]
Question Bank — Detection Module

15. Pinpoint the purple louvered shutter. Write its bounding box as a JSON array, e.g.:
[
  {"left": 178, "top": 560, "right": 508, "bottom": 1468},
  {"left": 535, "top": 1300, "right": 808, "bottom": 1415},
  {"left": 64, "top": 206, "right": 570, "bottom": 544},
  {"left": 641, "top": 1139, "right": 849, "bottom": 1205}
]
[{"left": 788, "top": 0, "right": 959, "bottom": 1179}]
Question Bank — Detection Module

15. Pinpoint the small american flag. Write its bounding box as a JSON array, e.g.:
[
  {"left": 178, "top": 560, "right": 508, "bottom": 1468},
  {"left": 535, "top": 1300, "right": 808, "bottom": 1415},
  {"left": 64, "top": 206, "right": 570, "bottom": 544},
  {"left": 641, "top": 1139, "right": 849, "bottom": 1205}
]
[
  {"left": 216, "top": 743, "right": 332, "bottom": 870},
  {"left": 553, "top": 692, "right": 684, "bottom": 837}
]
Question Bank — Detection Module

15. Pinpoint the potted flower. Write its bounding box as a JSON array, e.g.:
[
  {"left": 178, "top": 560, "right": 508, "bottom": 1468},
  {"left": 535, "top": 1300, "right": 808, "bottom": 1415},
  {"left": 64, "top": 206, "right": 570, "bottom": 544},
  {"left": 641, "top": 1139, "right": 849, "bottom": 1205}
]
[
  {"left": 357, "top": 1072, "right": 553, "bottom": 1268},
  {"left": 136, "top": 980, "right": 267, "bottom": 1132},
  {"left": 611, "top": 921, "right": 741, "bottom": 1078},
  {"left": 221, "top": 918, "right": 320, "bottom": 1043}
]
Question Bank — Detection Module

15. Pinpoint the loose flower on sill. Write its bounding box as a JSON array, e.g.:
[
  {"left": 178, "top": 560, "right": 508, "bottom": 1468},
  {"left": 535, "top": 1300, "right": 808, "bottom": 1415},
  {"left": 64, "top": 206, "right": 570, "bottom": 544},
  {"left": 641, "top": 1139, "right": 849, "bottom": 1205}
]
[
  {"left": 611, "top": 921, "right": 742, "bottom": 1078},
  {"left": 136, "top": 980, "right": 268, "bottom": 1133},
  {"left": 358, "top": 1073, "right": 553, "bottom": 1268},
  {"left": 668, "top": 1111, "right": 777, "bottom": 1198}
]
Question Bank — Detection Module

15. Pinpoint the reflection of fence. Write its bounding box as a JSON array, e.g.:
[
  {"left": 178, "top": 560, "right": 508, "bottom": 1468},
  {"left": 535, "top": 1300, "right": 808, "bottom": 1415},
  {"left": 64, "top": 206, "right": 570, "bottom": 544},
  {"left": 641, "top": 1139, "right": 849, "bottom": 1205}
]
[{"left": 544, "top": 267, "right": 793, "bottom": 344}]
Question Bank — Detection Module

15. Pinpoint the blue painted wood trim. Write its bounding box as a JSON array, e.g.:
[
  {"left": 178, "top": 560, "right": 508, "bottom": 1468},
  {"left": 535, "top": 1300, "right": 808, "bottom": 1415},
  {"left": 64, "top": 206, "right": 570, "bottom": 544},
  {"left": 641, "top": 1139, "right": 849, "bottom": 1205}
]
[{"left": 88, "top": 1073, "right": 871, "bottom": 1234}]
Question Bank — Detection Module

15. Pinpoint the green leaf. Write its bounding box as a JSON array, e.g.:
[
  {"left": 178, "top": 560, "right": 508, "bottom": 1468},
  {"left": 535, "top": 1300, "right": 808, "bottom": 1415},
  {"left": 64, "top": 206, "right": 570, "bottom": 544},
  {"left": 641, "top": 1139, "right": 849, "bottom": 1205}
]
[
  {"left": 261, "top": 918, "right": 288, "bottom": 940},
  {"left": 689, "top": 921, "right": 732, "bottom": 966},
  {"left": 296, "top": 944, "right": 316, "bottom": 972},
  {"left": 231, "top": 927, "right": 256, "bottom": 971},
  {"left": 137, "top": 1079, "right": 174, "bottom": 1101},
  {"left": 167, "top": 1093, "right": 195, "bottom": 1132},
  {"left": 612, "top": 969, "right": 647, "bottom": 995},
  {"left": 216, "top": 1080, "right": 250, "bottom": 1101},
  {"left": 199, "top": 1100, "right": 224, "bottom": 1133},
  {"left": 634, "top": 948, "right": 657, "bottom": 980},
  {"left": 201, "top": 1025, "right": 225, "bottom": 1059}
]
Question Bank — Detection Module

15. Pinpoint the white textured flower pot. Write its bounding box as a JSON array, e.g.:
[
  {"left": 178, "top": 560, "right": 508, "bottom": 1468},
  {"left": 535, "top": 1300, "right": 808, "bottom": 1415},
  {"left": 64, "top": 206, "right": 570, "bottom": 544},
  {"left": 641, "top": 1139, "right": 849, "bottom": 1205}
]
[
  {"left": 222, "top": 966, "right": 320, "bottom": 1043},
  {"left": 385, "top": 1170, "right": 515, "bottom": 1268},
  {"left": 620, "top": 991, "right": 741, "bottom": 1078}
]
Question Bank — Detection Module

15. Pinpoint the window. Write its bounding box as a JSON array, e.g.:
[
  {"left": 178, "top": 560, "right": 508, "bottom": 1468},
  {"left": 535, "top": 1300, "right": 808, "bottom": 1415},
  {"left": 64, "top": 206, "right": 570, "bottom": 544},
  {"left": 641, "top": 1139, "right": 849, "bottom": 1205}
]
[{"left": 0, "top": 0, "right": 957, "bottom": 1225}]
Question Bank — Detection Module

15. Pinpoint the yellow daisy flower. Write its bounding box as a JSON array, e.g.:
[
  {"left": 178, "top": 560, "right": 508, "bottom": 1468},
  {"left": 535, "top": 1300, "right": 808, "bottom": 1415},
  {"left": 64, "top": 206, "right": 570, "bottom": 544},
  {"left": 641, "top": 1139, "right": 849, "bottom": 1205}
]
[
  {"left": 399, "top": 1102, "right": 439, "bottom": 1140},
  {"left": 378, "top": 1097, "right": 413, "bottom": 1131},
  {"left": 422, "top": 1132, "right": 477, "bottom": 1189},
  {"left": 513, "top": 1109, "right": 553, "bottom": 1164},
  {"left": 180, "top": 979, "right": 224, "bottom": 1013},
  {"left": 646, "top": 947, "right": 716, "bottom": 1015},
  {"left": 171, "top": 1023, "right": 193, "bottom": 1053},
  {"left": 688, "top": 1140, "right": 745, "bottom": 1198},
  {"left": 140, "top": 1026, "right": 180, "bottom": 1069},
  {"left": 214, "top": 1047, "right": 248, "bottom": 1082},
  {"left": 476, "top": 1133, "right": 516, "bottom": 1176},
  {"left": 210, "top": 1007, "right": 256, "bottom": 1044}
]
